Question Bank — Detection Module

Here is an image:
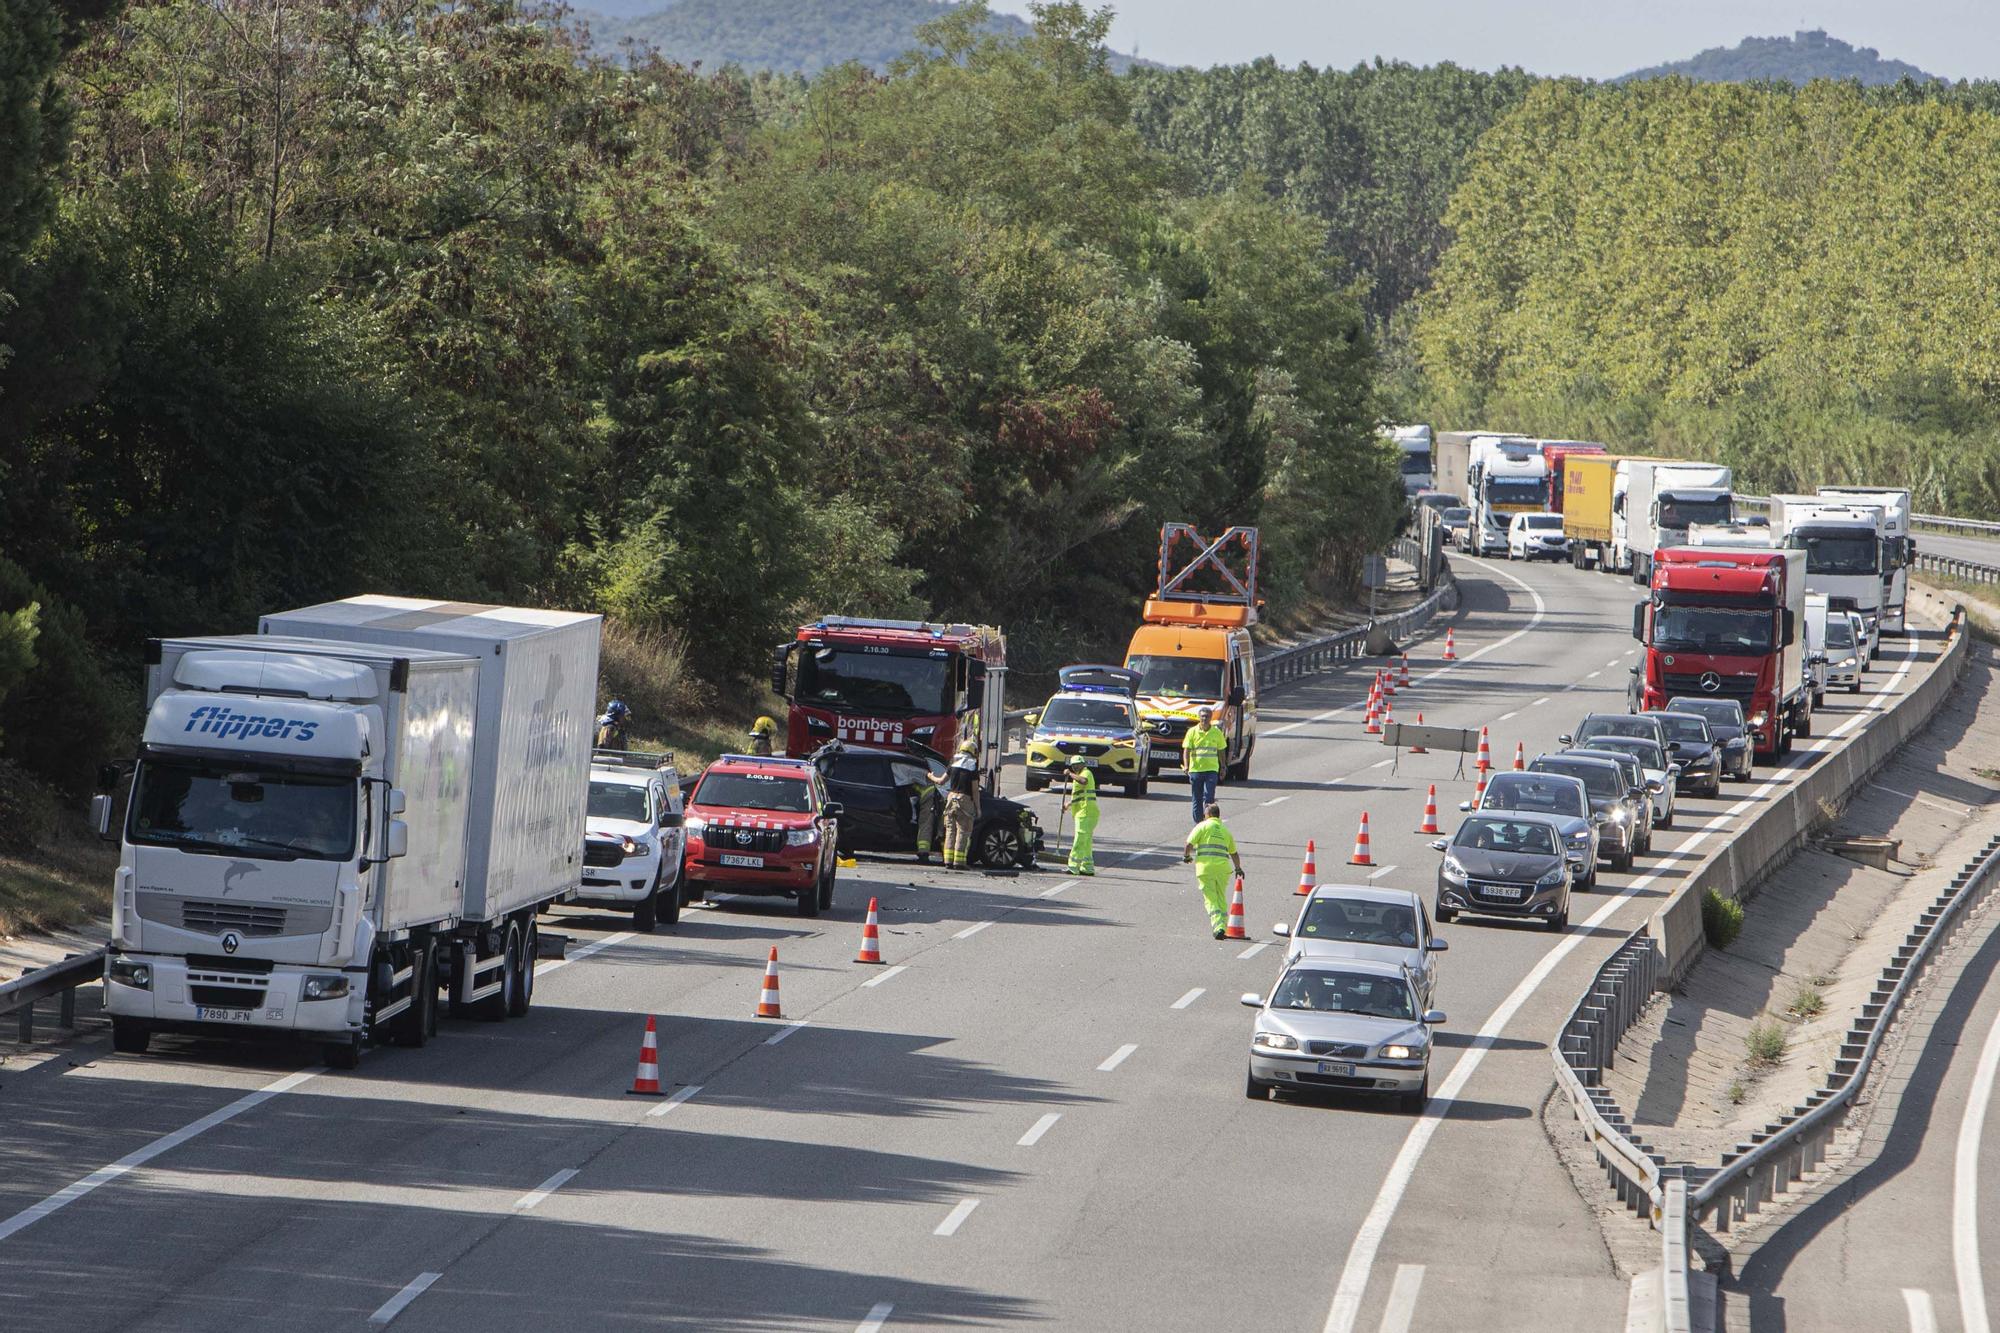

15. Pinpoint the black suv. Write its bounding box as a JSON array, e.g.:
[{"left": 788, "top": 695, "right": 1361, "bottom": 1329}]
[{"left": 812, "top": 741, "right": 1042, "bottom": 869}]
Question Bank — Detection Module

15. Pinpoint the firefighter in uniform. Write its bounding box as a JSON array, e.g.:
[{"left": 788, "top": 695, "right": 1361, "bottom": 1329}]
[
  {"left": 747, "top": 715, "right": 778, "bottom": 757},
  {"left": 1183, "top": 802, "right": 1245, "bottom": 938},
  {"left": 1182, "top": 705, "right": 1228, "bottom": 825},
  {"left": 913, "top": 766, "right": 942, "bottom": 864},
  {"left": 940, "top": 740, "right": 981, "bottom": 869},
  {"left": 1063, "top": 756, "right": 1099, "bottom": 876}
]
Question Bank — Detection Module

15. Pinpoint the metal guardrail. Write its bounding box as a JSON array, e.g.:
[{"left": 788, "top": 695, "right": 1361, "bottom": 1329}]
[
  {"left": 1915, "top": 551, "right": 2000, "bottom": 585},
  {"left": 1, "top": 948, "right": 106, "bottom": 1043},
  {"left": 1552, "top": 928, "right": 1668, "bottom": 1221},
  {"left": 1257, "top": 562, "right": 1460, "bottom": 690}
]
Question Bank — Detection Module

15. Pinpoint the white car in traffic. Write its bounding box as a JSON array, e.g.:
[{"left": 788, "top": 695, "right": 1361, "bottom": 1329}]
[
  {"left": 1271, "top": 884, "right": 1447, "bottom": 1008},
  {"left": 1506, "top": 512, "right": 1567, "bottom": 561},
  {"left": 576, "top": 752, "right": 686, "bottom": 931}
]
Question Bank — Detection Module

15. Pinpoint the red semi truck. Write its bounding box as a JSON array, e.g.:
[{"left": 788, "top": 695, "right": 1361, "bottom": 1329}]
[
  {"left": 1632, "top": 545, "right": 1811, "bottom": 758},
  {"left": 771, "top": 617, "right": 1007, "bottom": 792}
]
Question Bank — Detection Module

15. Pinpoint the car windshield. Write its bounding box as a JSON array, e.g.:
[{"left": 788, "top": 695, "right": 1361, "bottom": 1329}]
[
  {"left": 1658, "top": 496, "right": 1733, "bottom": 529},
  {"left": 1651, "top": 606, "right": 1776, "bottom": 655},
  {"left": 1126, "top": 654, "right": 1225, "bottom": 699},
  {"left": 794, "top": 649, "right": 951, "bottom": 715},
  {"left": 127, "top": 758, "right": 356, "bottom": 860},
  {"left": 1826, "top": 617, "right": 1854, "bottom": 648},
  {"left": 1299, "top": 898, "right": 1419, "bottom": 947},
  {"left": 1667, "top": 699, "right": 1741, "bottom": 728},
  {"left": 1443, "top": 508, "right": 1471, "bottom": 524},
  {"left": 1481, "top": 776, "right": 1585, "bottom": 818},
  {"left": 1590, "top": 738, "right": 1666, "bottom": 770},
  {"left": 1577, "top": 717, "right": 1657, "bottom": 743},
  {"left": 1040, "top": 697, "right": 1134, "bottom": 730},
  {"left": 588, "top": 781, "right": 651, "bottom": 823},
  {"left": 1654, "top": 714, "right": 1710, "bottom": 743},
  {"left": 692, "top": 771, "right": 813, "bottom": 814},
  {"left": 1533, "top": 760, "right": 1623, "bottom": 801},
  {"left": 1577, "top": 751, "right": 1642, "bottom": 786},
  {"left": 1790, "top": 530, "right": 1879, "bottom": 575},
  {"left": 1523, "top": 515, "right": 1562, "bottom": 530},
  {"left": 1486, "top": 478, "right": 1545, "bottom": 507},
  {"left": 1399, "top": 453, "right": 1431, "bottom": 476},
  {"left": 1453, "top": 817, "right": 1558, "bottom": 855},
  {"left": 1270, "top": 969, "right": 1415, "bottom": 1020}
]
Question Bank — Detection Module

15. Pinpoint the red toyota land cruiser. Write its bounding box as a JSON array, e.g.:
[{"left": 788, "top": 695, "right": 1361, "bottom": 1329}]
[{"left": 682, "top": 755, "right": 842, "bottom": 917}]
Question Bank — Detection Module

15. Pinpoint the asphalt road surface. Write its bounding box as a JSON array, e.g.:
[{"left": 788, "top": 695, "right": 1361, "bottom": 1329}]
[{"left": 0, "top": 552, "right": 1951, "bottom": 1333}]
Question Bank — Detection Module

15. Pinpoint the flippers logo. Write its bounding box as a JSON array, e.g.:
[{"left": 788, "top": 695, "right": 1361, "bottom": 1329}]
[{"left": 184, "top": 705, "right": 319, "bottom": 743}]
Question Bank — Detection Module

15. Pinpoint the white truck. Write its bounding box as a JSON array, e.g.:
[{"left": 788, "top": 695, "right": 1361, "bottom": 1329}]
[
  {"left": 1803, "top": 592, "right": 1830, "bottom": 705},
  {"left": 1617, "top": 460, "right": 1734, "bottom": 583},
  {"left": 1769, "top": 495, "right": 1886, "bottom": 659},
  {"left": 1388, "top": 424, "right": 1434, "bottom": 496},
  {"left": 1816, "top": 486, "right": 1914, "bottom": 635},
  {"left": 1468, "top": 435, "right": 1549, "bottom": 556},
  {"left": 96, "top": 597, "right": 600, "bottom": 1068}
]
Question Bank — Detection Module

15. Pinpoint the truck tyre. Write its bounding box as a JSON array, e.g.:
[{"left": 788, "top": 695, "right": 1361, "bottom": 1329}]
[
  {"left": 323, "top": 1034, "right": 362, "bottom": 1070},
  {"left": 392, "top": 945, "right": 434, "bottom": 1048},
  {"left": 633, "top": 876, "right": 659, "bottom": 933},
  {"left": 507, "top": 921, "right": 536, "bottom": 1019},
  {"left": 659, "top": 862, "right": 682, "bottom": 927},
  {"left": 478, "top": 922, "right": 521, "bottom": 1021},
  {"left": 1796, "top": 706, "right": 1813, "bottom": 738},
  {"left": 111, "top": 1018, "right": 150, "bottom": 1055}
]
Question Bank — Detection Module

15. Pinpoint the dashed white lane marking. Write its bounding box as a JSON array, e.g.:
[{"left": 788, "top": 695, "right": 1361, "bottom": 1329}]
[
  {"left": 1583, "top": 670, "right": 1601, "bottom": 680},
  {"left": 537, "top": 930, "right": 634, "bottom": 977},
  {"left": 369, "top": 1272, "right": 442, "bottom": 1326},
  {"left": 1097, "top": 1043, "right": 1138, "bottom": 1072},
  {"left": 934, "top": 1199, "right": 980, "bottom": 1236},
  {"left": 1605, "top": 656, "right": 1624, "bottom": 668},
  {"left": 1039, "top": 880, "right": 1078, "bottom": 898},
  {"left": 1237, "top": 942, "right": 1270, "bottom": 960},
  {"left": 1369, "top": 759, "right": 1393, "bottom": 770},
  {"left": 0, "top": 1068, "right": 317, "bottom": 1244},
  {"left": 953, "top": 921, "right": 992, "bottom": 940},
  {"left": 1368, "top": 865, "right": 1398, "bottom": 881},
  {"left": 646, "top": 1084, "right": 703, "bottom": 1118},
  {"left": 1262, "top": 796, "right": 1292, "bottom": 806},
  {"left": 1379, "top": 1264, "right": 1425, "bottom": 1333},
  {"left": 1903, "top": 1289, "right": 1938, "bottom": 1333},
  {"left": 764, "top": 1021, "right": 808, "bottom": 1047},
  {"left": 1017, "top": 1113, "right": 1062, "bottom": 1147},
  {"left": 857, "top": 1301, "right": 896, "bottom": 1332},
  {"left": 863, "top": 965, "right": 908, "bottom": 988},
  {"left": 513, "top": 1168, "right": 578, "bottom": 1212},
  {"left": 1172, "top": 987, "right": 1206, "bottom": 1010},
  {"left": 1497, "top": 710, "right": 1518, "bottom": 721},
  {"left": 1531, "top": 696, "right": 1550, "bottom": 707},
  {"left": 1955, "top": 963, "right": 2000, "bottom": 1333}
]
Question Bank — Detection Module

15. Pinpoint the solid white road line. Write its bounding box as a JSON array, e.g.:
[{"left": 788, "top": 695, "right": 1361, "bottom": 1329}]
[
  {"left": 1378, "top": 1264, "right": 1425, "bottom": 1333},
  {"left": 1171, "top": 987, "right": 1206, "bottom": 1010},
  {"left": 1017, "top": 1113, "right": 1062, "bottom": 1147},
  {"left": 537, "top": 930, "right": 635, "bottom": 977},
  {"left": 1955, "top": 970, "right": 2000, "bottom": 1333},
  {"left": 0, "top": 1068, "right": 317, "bottom": 1244},
  {"left": 368, "top": 1272, "right": 442, "bottom": 1326},
  {"left": 1904, "top": 1288, "right": 1939, "bottom": 1333},
  {"left": 1368, "top": 865, "right": 1398, "bottom": 880},
  {"left": 512, "top": 1168, "right": 579, "bottom": 1212},
  {"left": 953, "top": 921, "right": 992, "bottom": 940},
  {"left": 1097, "top": 1043, "right": 1138, "bottom": 1072},
  {"left": 934, "top": 1199, "right": 979, "bottom": 1236},
  {"left": 856, "top": 1301, "right": 896, "bottom": 1332},
  {"left": 1237, "top": 942, "right": 1270, "bottom": 960},
  {"left": 764, "top": 1021, "right": 807, "bottom": 1047},
  {"left": 646, "top": 1084, "right": 703, "bottom": 1118},
  {"left": 863, "top": 964, "right": 908, "bottom": 988}
]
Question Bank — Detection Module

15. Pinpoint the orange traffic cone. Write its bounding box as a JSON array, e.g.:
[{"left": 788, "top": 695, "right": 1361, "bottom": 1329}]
[
  {"left": 754, "top": 947, "right": 783, "bottom": 1019},
  {"left": 1474, "top": 770, "right": 1489, "bottom": 806},
  {"left": 1364, "top": 688, "right": 1383, "bottom": 735},
  {"left": 856, "top": 896, "right": 885, "bottom": 965},
  {"left": 1382, "top": 697, "right": 1395, "bottom": 731},
  {"left": 628, "top": 1015, "right": 663, "bottom": 1096},
  {"left": 1476, "top": 725, "right": 1492, "bottom": 773},
  {"left": 1442, "top": 628, "right": 1457, "bottom": 661},
  {"left": 1401, "top": 654, "right": 1413, "bottom": 688},
  {"left": 1513, "top": 740, "right": 1526, "bottom": 771},
  {"left": 1224, "top": 875, "right": 1248, "bottom": 940},
  {"left": 1350, "top": 811, "right": 1374, "bottom": 867},
  {"left": 1418, "top": 785, "right": 1440, "bottom": 835},
  {"left": 1381, "top": 667, "right": 1396, "bottom": 698},
  {"left": 1296, "top": 839, "right": 1318, "bottom": 896},
  {"left": 1409, "top": 712, "right": 1429, "bottom": 754}
]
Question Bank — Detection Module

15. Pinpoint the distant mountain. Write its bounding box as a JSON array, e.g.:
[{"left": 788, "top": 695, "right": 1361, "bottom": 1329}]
[
  {"left": 583, "top": 0, "right": 1150, "bottom": 74},
  {"left": 1620, "top": 29, "right": 1940, "bottom": 86}
]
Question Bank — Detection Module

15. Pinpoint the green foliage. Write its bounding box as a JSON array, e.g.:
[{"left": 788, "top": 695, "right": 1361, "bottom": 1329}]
[
  {"left": 1745, "top": 1018, "right": 1789, "bottom": 1066},
  {"left": 0, "top": 559, "right": 130, "bottom": 799},
  {"left": 0, "top": 599, "right": 37, "bottom": 748},
  {"left": 1620, "top": 29, "right": 1939, "bottom": 86},
  {"left": 1787, "top": 983, "right": 1826, "bottom": 1019},
  {"left": 1703, "top": 887, "right": 1745, "bottom": 949}
]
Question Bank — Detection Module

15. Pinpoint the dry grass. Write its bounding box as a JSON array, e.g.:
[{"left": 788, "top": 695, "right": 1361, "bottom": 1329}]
[{"left": 0, "top": 764, "right": 115, "bottom": 937}]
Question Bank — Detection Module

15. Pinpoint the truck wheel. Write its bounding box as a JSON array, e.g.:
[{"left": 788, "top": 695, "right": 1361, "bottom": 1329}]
[
  {"left": 392, "top": 945, "right": 434, "bottom": 1048},
  {"left": 659, "top": 862, "right": 682, "bottom": 928},
  {"left": 479, "top": 922, "right": 521, "bottom": 1021},
  {"left": 111, "top": 1018, "right": 150, "bottom": 1055},
  {"left": 507, "top": 921, "right": 536, "bottom": 1018},
  {"left": 1796, "top": 707, "right": 1813, "bottom": 738},
  {"left": 633, "top": 878, "right": 660, "bottom": 933},
  {"left": 323, "top": 1035, "right": 362, "bottom": 1070},
  {"left": 1229, "top": 748, "right": 1253, "bottom": 782}
]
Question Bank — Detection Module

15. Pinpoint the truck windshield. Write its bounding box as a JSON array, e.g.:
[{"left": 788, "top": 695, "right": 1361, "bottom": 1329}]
[
  {"left": 1651, "top": 606, "right": 1775, "bottom": 655},
  {"left": 1658, "top": 496, "right": 1732, "bottom": 529},
  {"left": 1399, "top": 453, "right": 1432, "bottom": 476},
  {"left": 128, "top": 758, "right": 356, "bottom": 860},
  {"left": 1789, "top": 531, "right": 1880, "bottom": 575},
  {"left": 1485, "top": 478, "right": 1545, "bottom": 508},
  {"left": 1127, "top": 655, "right": 1225, "bottom": 699},
  {"left": 794, "top": 649, "right": 951, "bottom": 715}
]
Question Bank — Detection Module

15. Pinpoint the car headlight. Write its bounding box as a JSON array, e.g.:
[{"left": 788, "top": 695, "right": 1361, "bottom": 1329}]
[
  {"left": 302, "top": 974, "right": 350, "bottom": 1001},
  {"left": 1748, "top": 712, "right": 1768, "bottom": 728},
  {"left": 1836, "top": 657, "right": 1855, "bottom": 669},
  {"left": 784, "top": 827, "right": 819, "bottom": 847},
  {"left": 1537, "top": 867, "right": 1565, "bottom": 888},
  {"left": 1381, "top": 1044, "right": 1416, "bottom": 1060},
  {"left": 1253, "top": 1032, "right": 1298, "bottom": 1051},
  {"left": 1441, "top": 855, "right": 1468, "bottom": 883},
  {"left": 109, "top": 959, "right": 152, "bottom": 990},
  {"left": 1609, "top": 807, "right": 1629, "bottom": 824},
  {"left": 1567, "top": 831, "right": 1590, "bottom": 846},
  {"left": 683, "top": 816, "right": 706, "bottom": 835},
  {"left": 621, "top": 836, "right": 653, "bottom": 856}
]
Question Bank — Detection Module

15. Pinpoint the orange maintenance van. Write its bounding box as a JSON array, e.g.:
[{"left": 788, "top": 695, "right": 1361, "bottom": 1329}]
[{"left": 1123, "top": 524, "right": 1259, "bottom": 782}]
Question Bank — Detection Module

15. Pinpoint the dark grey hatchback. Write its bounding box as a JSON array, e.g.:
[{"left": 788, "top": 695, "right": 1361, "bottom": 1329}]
[
  {"left": 1431, "top": 812, "right": 1573, "bottom": 932},
  {"left": 1665, "top": 696, "right": 1754, "bottom": 782}
]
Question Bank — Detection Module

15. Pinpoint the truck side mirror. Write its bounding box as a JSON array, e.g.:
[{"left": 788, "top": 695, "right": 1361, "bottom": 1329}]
[
  {"left": 388, "top": 787, "right": 407, "bottom": 817},
  {"left": 385, "top": 819, "right": 409, "bottom": 860},
  {"left": 770, "top": 643, "right": 790, "bottom": 695},
  {"left": 1632, "top": 602, "right": 1646, "bottom": 641},
  {"left": 1782, "top": 609, "right": 1797, "bottom": 644},
  {"left": 1229, "top": 686, "right": 1247, "bottom": 707},
  {"left": 90, "top": 794, "right": 115, "bottom": 840}
]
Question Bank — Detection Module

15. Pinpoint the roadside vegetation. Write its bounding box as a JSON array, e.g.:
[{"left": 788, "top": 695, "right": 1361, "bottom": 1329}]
[{"left": 1702, "top": 888, "right": 1745, "bottom": 949}]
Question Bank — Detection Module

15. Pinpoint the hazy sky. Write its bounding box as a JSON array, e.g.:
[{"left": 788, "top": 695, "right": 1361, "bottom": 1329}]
[{"left": 986, "top": 1, "right": 1991, "bottom": 81}]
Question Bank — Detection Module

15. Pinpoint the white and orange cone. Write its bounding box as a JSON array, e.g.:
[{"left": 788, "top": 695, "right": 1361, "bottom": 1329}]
[
  {"left": 1443, "top": 628, "right": 1458, "bottom": 661},
  {"left": 1349, "top": 811, "right": 1375, "bottom": 867},
  {"left": 1381, "top": 666, "right": 1396, "bottom": 698},
  {"left": 1296, "top": 839, "right": 1318, "bottom": 897},
  {"left": 1476, "top": 725, "right": 1492, "bottom": 773},
  {"left": 1401, "top": 654, "right": 1413, "bottom": 688},
  {"left": 1474, "top": 770, "right": 1489, "bottom": 806},
  {"left": 754, "top": 946, "right": 783, "bottom": 1019},
  {"left": 1409, "top": 712, "right": 1429, "bottom": 754},
  {"left": 1418, "top": 785, "right": 1441, "bottom": 835},
  {"left": 856, "top": 897, "right": 885, "bottom": 965},
  {"left": 1364, "top": 688, "right": 1383, "bottom": 735},
  {"left": 628, "top": 1015, "right": 663, "bottom": 1096},
  {"left": 1224, "top": 875, "right": 1248, "bottom": 940},
  {"left": 1513, "top": 740, "right": 1526, "bottom": 771}
]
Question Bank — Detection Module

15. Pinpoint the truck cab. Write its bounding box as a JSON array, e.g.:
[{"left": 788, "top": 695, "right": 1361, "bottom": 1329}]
[
  {"left": 1770, "top": 496, "right": 1886, "bottom": 658},
  {"left": 1815, "top": 486, "right": 1915, "bottom": 635},
  {"left": 1125, "top": 523, "right": 1261, "bottom": 783},
  {"left": 1469, "top": 437, "right": 1548, "bottom": 555},
  {"left": 1619, "top": 460, "right": 1735, "bottom": 582}
]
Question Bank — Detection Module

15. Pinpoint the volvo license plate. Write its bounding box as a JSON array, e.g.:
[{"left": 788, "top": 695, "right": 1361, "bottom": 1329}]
[
  {"left": 1317, "top": 1060, "right": 1355, "bottom": 1076},
  {"left": 719, "top": 853, "right": 763, "bottom": 868},
  {"left": 197, "top": 1006, "right": 253, "bottom": 1023}
]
